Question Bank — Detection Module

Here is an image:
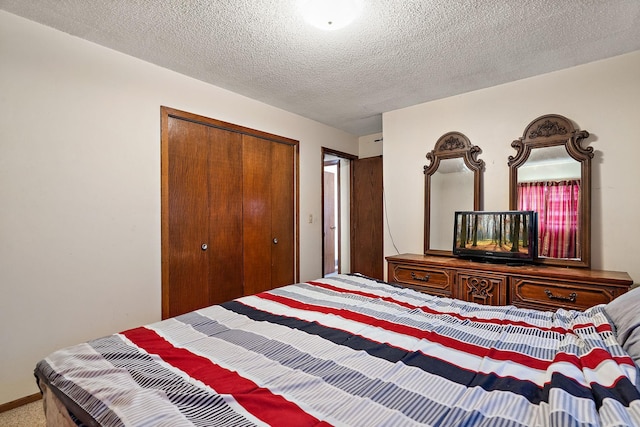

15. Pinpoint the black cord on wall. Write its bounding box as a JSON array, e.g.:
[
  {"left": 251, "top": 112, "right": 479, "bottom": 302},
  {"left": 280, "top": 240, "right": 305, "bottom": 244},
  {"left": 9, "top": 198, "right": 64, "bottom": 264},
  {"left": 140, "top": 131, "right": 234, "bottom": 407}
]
[{"left": 383, "top": 186, "right": 400, "bottom": 254}]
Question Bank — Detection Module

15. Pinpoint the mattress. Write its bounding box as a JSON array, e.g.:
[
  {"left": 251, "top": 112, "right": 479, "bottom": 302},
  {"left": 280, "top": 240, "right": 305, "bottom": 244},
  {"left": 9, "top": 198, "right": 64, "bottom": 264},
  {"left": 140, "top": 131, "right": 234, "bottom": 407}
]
[{"left": 35, "top": 274, "right": 640, "bottom": 426}]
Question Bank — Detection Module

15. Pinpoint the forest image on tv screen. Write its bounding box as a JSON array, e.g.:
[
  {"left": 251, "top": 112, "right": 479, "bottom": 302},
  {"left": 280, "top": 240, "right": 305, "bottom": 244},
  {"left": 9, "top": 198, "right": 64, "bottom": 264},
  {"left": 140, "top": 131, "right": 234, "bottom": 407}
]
[{"left": 456, "top": 212, "right": 532, "bottom": 255}]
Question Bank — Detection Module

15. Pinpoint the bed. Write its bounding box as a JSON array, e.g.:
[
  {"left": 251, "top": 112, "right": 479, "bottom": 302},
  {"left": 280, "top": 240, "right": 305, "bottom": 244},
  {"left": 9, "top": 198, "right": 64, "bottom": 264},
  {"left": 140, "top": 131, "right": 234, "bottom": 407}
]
[{"left": 35, "top": 273, "right": 640, "bottom": 426}]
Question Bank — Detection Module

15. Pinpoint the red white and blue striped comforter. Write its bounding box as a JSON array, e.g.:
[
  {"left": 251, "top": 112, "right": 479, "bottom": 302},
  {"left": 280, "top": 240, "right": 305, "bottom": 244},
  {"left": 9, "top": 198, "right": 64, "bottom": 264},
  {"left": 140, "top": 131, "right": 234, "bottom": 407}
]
[{"left": 36, "top": 274, "right": 640, "bottom": 426}]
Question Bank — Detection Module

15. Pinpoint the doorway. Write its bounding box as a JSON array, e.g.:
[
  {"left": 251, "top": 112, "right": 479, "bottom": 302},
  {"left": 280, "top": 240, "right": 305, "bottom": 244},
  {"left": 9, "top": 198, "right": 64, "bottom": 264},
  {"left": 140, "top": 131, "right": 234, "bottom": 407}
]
[{"left": 322, "top": 148, "right": 356, "bottom": 277}]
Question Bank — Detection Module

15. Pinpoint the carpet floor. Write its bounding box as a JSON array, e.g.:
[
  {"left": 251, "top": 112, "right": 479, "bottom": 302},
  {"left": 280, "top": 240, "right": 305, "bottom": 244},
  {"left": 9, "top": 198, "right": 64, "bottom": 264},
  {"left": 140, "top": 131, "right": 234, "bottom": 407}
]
[{"left": 0, "top": 400, "right": 45, "bottom": 427}]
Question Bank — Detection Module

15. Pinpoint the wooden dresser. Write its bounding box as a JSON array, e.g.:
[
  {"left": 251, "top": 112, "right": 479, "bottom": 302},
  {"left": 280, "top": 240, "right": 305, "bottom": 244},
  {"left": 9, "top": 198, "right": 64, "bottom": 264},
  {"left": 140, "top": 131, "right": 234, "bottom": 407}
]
[{"left": 386, "top": 253, "right": 633, "bottom": 311}]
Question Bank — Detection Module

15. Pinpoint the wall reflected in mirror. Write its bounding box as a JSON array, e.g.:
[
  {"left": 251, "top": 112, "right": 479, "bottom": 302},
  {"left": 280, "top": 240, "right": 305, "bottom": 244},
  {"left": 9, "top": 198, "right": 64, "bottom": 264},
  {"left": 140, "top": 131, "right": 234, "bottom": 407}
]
[
  {"left": 429, "top": 158, "right": 475, "bottom": 251},
  {"left": 424, "top": 132, "right": 484, "bottom": 256}
]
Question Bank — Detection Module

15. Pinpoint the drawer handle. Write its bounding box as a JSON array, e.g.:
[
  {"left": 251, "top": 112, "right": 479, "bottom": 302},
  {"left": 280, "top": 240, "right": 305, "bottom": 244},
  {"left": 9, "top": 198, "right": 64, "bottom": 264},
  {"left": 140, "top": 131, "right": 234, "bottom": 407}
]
[
  {"left": 544, "top": 289, "right": 577, "bottom": 303},
  {"left": 411, "top": 272, "right": 430, "bottom": 282}
]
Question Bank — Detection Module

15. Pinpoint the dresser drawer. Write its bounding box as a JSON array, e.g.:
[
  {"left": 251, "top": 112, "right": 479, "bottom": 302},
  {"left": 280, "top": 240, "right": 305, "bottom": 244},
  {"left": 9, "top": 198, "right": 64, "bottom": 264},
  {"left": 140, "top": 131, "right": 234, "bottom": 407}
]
[
  {"left": 510, "top": 276, "right": 617, "bottom": 311},
  {"left": 457, "top": 271, "right": 507, "bottom": 306},
  {"left": 388, "top": 262, "right": 454, "bottom": 297},
  {"left": 385, "top": 254, "right": 632, "bottom": 310}
]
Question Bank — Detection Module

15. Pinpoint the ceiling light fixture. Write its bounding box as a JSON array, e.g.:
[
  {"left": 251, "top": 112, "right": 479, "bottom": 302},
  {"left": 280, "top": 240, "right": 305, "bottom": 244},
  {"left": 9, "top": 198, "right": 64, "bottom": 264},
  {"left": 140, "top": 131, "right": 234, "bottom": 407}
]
[{"left": 300, "top": 0, "right": 363, "bottom": 31}]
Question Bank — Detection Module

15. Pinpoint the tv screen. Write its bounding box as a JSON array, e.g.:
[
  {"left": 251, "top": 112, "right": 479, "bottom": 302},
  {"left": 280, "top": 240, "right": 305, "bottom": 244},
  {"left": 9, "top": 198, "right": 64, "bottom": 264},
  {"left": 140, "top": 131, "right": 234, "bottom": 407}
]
[{"left": 453, "top": 210, "right": 537, "bottom": 263}]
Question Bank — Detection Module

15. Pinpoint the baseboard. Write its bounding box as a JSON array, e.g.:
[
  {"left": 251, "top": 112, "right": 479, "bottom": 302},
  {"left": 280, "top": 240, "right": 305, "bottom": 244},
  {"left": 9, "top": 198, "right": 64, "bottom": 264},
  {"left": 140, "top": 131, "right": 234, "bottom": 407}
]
[{"left": 0, "top": 393, "right": 41, "bottom": 413}]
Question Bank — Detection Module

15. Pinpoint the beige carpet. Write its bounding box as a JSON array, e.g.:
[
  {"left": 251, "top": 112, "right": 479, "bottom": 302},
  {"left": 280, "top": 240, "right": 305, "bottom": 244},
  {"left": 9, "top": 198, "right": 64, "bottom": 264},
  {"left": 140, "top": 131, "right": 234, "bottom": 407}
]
[{"left": 0, "top": 401, "right": 45, "bottom": 427}]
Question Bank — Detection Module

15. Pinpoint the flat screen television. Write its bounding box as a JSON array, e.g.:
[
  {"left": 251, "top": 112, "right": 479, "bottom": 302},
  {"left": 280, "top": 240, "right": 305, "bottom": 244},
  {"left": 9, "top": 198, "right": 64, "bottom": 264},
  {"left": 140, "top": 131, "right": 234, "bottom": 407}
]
[{"left": 453, "top": 210, "right": 537, "bottom": 263}]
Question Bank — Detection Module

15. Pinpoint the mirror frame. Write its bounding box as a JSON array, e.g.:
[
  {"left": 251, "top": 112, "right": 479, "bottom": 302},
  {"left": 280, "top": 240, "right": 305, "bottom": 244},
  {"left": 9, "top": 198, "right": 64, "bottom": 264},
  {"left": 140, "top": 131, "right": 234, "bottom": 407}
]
[
  {"left": 508, "top": 114, "right": 592, "bottom": 268},
  {"left": 424, "top": 132, "right": 484, "bottom": 256}
]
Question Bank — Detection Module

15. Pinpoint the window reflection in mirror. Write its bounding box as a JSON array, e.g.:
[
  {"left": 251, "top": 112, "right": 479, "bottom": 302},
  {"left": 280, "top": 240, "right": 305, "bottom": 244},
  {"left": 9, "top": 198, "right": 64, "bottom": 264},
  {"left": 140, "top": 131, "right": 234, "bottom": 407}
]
[
  {"left": 508, "top": 114, "right": 592, "bottom": 268},
  {"left": 516, "top": 146, "right": 581, "bottom": 260}
]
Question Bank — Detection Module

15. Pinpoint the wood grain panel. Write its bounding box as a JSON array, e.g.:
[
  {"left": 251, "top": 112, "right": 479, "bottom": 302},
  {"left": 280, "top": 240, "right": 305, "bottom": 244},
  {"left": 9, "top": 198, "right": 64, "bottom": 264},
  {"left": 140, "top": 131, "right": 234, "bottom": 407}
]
[
  {"left": 351, "top": 156, "right": 383, "bottom": 279},
  {"left": 162, "top": 106, "right": 299, "bottom": 318},
  {"left": 386, "top": 253, "right": 633, "bottom": 310},
  {"left": 270, "top": 141, "right": 295, "bottom": 289},
  {"left": 165, "top": 117, "right": 211, "bottom": 318},
  {"left": 242, "top": 135, "right": 272, "bottom": 295},
  {"left": 510, "top": 276, "right": 621, "bottom": 311},
  {"left": 457, "top": 271, "right": 507, "bottom": 305},
  {"left": 388, "top": 263, "right": 453, "bottom": 297},
  {"left": 207, "top": 127, "right": 244, "bottom": 305}
]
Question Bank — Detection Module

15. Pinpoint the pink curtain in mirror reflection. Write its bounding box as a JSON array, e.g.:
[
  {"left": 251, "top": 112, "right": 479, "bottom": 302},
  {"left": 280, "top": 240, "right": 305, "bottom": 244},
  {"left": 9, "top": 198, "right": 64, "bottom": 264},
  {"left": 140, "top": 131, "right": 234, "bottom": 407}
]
[{"left": 518, "top": 180, "right": 580, "bottom": 259}]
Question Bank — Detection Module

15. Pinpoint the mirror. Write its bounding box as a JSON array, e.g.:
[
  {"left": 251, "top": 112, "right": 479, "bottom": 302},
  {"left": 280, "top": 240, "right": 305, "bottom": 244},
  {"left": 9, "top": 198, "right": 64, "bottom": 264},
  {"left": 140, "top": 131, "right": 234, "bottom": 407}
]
[
  {"left": 508, "top": 114, "right": 592, "bottom": 268},
  {"left": 424, "top": 132, "right": 484, "bottom": 256}
]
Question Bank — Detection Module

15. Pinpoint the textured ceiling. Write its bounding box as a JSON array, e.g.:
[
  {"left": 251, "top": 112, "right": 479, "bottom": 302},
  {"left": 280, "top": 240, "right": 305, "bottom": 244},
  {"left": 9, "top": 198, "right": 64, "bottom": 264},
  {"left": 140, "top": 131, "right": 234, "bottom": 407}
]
[{"left": 2, "top": 1, "right": 639, "bottom": 136}]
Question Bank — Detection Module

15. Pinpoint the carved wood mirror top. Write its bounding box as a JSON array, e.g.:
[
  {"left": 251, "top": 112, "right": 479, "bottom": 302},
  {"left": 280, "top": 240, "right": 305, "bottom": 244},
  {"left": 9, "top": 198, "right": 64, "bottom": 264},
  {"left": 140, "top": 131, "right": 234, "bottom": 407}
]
[
  {"left": 424, "top": 132, "right": 484, "bottom": 256},
  {"left": 508, "top": 114, "right": 592, "bottom": 268}
]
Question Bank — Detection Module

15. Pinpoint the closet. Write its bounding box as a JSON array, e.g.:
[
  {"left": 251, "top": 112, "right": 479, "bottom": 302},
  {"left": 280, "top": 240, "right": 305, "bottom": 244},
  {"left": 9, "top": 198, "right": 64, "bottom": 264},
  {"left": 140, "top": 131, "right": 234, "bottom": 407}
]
[{"left": 161, "top": 107, "right": 298, "bottom": 318}]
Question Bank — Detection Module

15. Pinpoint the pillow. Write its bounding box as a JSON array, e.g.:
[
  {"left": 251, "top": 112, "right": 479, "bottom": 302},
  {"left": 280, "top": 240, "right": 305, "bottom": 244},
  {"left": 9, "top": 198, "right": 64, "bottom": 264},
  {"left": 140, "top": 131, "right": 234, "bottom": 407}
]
[{"left": 604, "top": 286, "right": 640, "bottom": 365}]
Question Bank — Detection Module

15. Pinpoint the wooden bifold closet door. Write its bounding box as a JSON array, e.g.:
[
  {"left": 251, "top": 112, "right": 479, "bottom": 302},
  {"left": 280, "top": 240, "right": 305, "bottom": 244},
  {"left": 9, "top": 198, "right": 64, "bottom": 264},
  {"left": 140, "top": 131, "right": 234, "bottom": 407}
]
[{"left": 161, "top": 107, "right": 299, "bottom": 319}]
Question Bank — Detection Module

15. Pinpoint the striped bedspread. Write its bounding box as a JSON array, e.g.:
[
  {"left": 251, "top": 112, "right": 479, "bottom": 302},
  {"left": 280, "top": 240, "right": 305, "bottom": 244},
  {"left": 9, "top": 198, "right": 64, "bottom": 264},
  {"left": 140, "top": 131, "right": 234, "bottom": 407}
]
[{"left": 36, "top": 274, "right": 640, "bottom": 426}]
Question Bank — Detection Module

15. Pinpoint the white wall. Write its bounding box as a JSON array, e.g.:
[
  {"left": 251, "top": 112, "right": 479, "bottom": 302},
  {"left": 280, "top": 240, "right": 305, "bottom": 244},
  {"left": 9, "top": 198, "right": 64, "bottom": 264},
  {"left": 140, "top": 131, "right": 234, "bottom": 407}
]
[
  {"left": 339, "top": 158, "right": 352, "bottom": 273},
  {"left": 383, "top": 51, "right": 640, "bottom": 282},
  {"left": 358, "top": 132, "right": 383, "bottom": 158},
  {"left": 0, "top": 11, "right": 358, "bottom": 404},
  {"left": 4, "top": 8, "right": 638, "bottom": 407}
]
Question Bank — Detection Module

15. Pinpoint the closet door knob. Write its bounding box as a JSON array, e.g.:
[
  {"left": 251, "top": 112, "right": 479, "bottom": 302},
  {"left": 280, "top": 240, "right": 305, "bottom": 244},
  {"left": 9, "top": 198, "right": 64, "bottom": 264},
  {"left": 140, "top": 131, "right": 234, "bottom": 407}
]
[
  {"left": 201, "top": 243, "right": 208, "bottom": 251},
  {"left": 273, "top": 238, "right": 278, "bottom": 244}
]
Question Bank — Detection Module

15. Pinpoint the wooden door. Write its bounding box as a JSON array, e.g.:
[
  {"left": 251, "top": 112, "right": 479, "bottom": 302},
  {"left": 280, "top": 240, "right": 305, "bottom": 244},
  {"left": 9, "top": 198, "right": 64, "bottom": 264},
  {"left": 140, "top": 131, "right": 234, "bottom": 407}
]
[
  {"left": 242, "top": 135, "right": 271, "bottom": 296},
  {"left": 270, "top": 141, "right": 296, "bottom": 289},
  {"left": 243, "top": 136, "right": 296, "bottom": 295},
  {"left": 165, "top": 118, "right": 212, "bottom": 318},
  {"left": 207, "top": 127, "right": 244, "bottom": 305},
  {"left": 163, "top": 117, "right": 244, "bottom": 318},
  {"left": 162, "top": 107, "right": 299, "bottom": 319},
  {"left": 351, "top": 156, "right": 383, "bottom": 280}
]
